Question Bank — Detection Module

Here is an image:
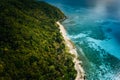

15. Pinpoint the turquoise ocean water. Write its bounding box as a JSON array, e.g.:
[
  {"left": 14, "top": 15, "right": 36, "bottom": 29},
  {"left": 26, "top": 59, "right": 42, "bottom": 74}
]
[{"left": 45, "top": 0, "right": 120, "bottom": 79}]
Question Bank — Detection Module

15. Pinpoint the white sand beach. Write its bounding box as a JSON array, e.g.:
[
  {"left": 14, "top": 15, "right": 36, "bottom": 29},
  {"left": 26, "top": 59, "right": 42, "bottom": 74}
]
[{"left": 56, "top": 21, "right": 85, "bottom": 80}]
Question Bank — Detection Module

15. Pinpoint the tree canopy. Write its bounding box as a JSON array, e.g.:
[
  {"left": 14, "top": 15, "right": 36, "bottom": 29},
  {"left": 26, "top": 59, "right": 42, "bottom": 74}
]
[{"left": 0, "top": 0, "right": 76, "bottom": 80}]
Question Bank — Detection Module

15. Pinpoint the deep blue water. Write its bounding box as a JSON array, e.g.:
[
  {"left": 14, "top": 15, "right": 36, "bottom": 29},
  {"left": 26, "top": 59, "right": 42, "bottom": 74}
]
[{"left": 45, "top": 0, "right": 120, "bottom": 80}]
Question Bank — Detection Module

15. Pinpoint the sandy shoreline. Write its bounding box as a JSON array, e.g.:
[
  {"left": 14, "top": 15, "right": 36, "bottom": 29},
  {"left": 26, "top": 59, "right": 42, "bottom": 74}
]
[{"left": 56, "top": 21, "right": 85, "bottom": 80}]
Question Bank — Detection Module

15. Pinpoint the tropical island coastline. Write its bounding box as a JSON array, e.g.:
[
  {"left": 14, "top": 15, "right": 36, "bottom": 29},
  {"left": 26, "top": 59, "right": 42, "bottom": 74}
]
[{"left": 56, "top": 21, "right": 85, "bottom": 80}]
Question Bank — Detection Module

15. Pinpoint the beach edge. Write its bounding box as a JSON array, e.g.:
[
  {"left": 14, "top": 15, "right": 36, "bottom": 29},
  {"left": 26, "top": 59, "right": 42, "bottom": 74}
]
[{"left": 56, "top": 21, "right": 85, "bottom": 80}]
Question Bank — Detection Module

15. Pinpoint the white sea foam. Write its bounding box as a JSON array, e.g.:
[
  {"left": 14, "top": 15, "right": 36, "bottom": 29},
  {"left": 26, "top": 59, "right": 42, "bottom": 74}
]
[
  {"left": 68, "top": 33, "right": 87, "bottom": 39},
  {"left": 87, "top": 37, "right": 120, "bottom": 59}
]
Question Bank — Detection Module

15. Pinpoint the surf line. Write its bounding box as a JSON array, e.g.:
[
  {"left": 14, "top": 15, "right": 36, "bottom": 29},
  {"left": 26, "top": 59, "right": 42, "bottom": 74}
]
[{"left": 56, "top": 21, "right": 85, "bottom": 80}]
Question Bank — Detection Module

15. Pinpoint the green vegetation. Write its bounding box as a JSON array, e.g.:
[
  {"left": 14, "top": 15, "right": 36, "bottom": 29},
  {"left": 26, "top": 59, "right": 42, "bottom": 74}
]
[{"left": 0, "top": 0, "right": 76, "bottom": 79}]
